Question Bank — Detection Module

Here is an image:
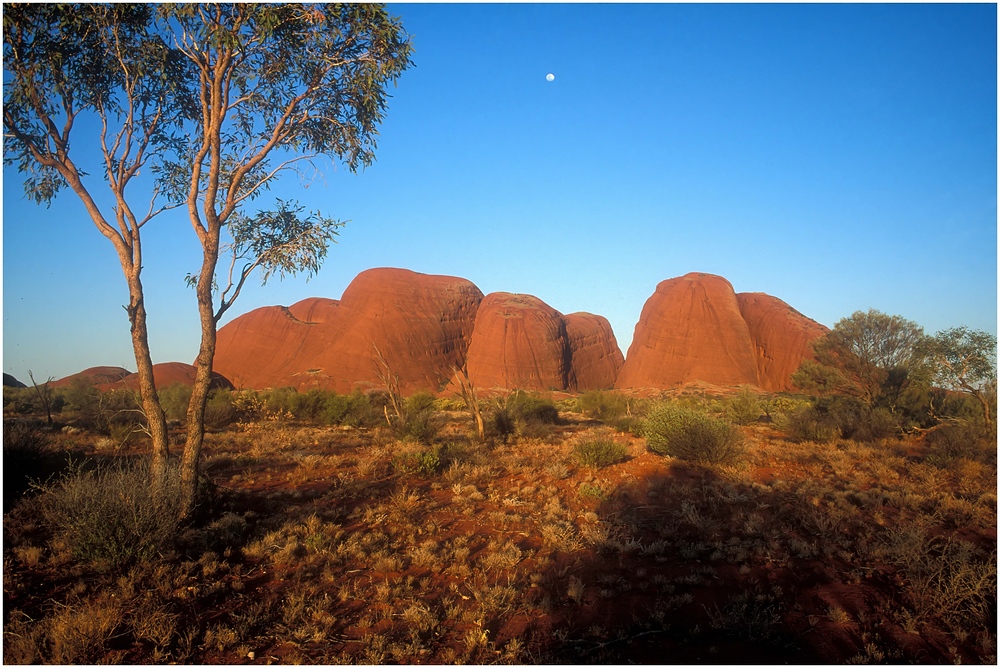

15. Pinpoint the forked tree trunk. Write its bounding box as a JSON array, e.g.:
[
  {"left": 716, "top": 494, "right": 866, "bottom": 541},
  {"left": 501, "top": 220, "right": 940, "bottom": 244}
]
[
  {"left": 124, "top": 273, "right": 171, "bottom": 492},
  {"left": 179, "top": 244, "right": 221, "bottom": 518}
]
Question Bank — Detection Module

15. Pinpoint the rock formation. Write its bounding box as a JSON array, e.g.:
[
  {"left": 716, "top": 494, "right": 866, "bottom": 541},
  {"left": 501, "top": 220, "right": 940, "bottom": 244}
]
[
  {"left": 464, "top": 293, "right": 572, "bottom": 391},
  {"left": 214, "top": 268, "right": 625, "bottom": 394},
  {"left": 3, "top": 373, "right": 26, "bottom": 388},
  {"left": 564, "top": 313, "right": 626, "bottom": 391},
  {"left": 214, "top": 268, "right": 485, "bottom": 394},
  {"left": 736, "top": 293, "right": 828, "bottom": 392},
  {"left": 616, "top": 273, "right": 761, "bottom": 389},
  {"left": 52, "top": 366, "right": 131, "bottom": 388},
  {"left": 616, "top": 273, "right": 826, "bottom": 392},
  {"left": 111, "top": 362, "right": 233, "bottom": 391}
]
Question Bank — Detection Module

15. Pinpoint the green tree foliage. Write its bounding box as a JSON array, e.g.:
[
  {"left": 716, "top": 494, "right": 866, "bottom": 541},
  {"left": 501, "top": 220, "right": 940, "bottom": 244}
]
[
  {"left": 922, "top": 327, "right": 997, "bottom": 429},
  {"left": 793, "top": 309, "right": 926, "bottom": 411},
  {"left": 4, "top": 4, "right": 413, "bottom": 514}
]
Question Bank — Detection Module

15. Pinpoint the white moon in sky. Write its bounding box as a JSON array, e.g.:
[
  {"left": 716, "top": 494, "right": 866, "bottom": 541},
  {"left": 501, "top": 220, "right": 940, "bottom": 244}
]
[{"left": 545, "top": 73, "right": 555, "bottom": 82}]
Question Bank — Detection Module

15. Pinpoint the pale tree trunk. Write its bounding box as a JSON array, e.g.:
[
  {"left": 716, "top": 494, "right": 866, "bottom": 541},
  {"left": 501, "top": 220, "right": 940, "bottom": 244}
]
[
  {"left": 180, "top": 239, "right": 221, "bottom": 518},
  {"left": 124, "top": 270, "right": 171, "bottom": 491}
]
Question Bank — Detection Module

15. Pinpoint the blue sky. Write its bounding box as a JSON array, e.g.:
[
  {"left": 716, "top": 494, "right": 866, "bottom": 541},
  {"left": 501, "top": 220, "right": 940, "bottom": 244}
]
[{"left": 3, "top": 3, "right": 997, "bottom": 383}]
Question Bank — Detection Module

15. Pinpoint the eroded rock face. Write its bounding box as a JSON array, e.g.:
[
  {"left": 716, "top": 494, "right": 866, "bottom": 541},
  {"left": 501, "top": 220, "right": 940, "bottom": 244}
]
[
  {"left": 214, "top": 268, "right": 484, "bottom": 394},
  {"left": 564, "top": 312, "right": 624, "bottom": 391},
  {"left": 617, "top": 273, "right": 760, "bottom": 389},
  {"left": 465, "top": 293, "right": 572, "bottom": 391},
  {"left": 214, "top": 305, "right": 314, "bottom": 390},
  {"left": 736, "top": 293, "right": 828, "bottom": 392},
  {"left": 288, "top": 268, "right": 484, "bottom": 393},
  {"left": 616, "top": 273, "right": 825, "bottom": 391}
]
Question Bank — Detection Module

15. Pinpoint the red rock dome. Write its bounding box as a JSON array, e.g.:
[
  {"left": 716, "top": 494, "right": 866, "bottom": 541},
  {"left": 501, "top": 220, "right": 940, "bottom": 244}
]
[
  {"left": 616, "top": 273, "right": 760, "bottom": 389},
  {"left": 564, "top": 312, "right": 624, "bottom": 390},
  {"left": 736, "top": 293, "right": 828, "bottom": 391},
  {"left": 52, "top": 366, "right": 131, "bottom": 388},
  {"left": 615, "top": 273, "right": 826, "bottom": 392},
  {"left": 215, "top": 268, "right": 484, "bottom": 394},
  {"left": 464, "top": 292, "right": 572, "bottom": 391}
]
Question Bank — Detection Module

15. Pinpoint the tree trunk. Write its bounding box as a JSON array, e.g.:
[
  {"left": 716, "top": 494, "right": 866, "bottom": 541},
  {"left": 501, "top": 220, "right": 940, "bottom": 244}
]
[
  {"left": 124, "top": 274, "right": 171, "bottom": 492},
  {"left": 974, "top": 391, "right": 993, "bottom": 431},
  {"left": 179, "top": 247, "right": 221, "bottom": 518}
]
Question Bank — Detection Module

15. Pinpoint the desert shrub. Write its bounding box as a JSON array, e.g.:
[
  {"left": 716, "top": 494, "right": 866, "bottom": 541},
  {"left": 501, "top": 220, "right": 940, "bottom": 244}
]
[
  {"left": 507, "top": 391, "right": 560, "bottom": 425},
  {"left": 881, "top": 527, "right": 997, "bottom": 633},
  {"left": 577, "top": 390, "right": 630, "bottom": 422},
  {"left": 288, "top": 388, "right": 330, "bottom": 421},
  {"left": 320, "top": 390, "right": 386, "bottom": 428},
  {"left": 924, "top": 420, "right": 997, "bottom": 467},
  {"left": 59, "top": 379, "right": 105, "bottom": 425},
  {"left": 432, "top": 396, "right": 466, "bottom": 412},
  {"left": 3, "top": 420, "right": 69, "bottom": 510},
  {"left": 643, "top": 403, "right": 744, "bottom": 465},
  {"left": 723, "top": 387, "right": 762, "bottom": 425},
  {"left": 856, "top": 407, "right": 900, "bottom": 441},
  {"left": 204, "top": 389, "right": 239, "bottom": 428},
  {"left": 405, "top": 391, "right": 437, "bottom": 414},
  {"left": 36, "top": 459, "right": 184, "bottom": 570},
  {"left": 610, "top": 415, "right": 645, "bottom": 436},
  {"left": 395, "top": 408, "right": 440, "bottom": 443},
  {"left": 784, "top": 406, "right": 838, "bottom": 443},
  {"left": 3, "top": 385, "right": 64, "bottom": 417},
  {"left": 786, "top": 397, "right": 900, "bottom": 443},
  {"left": 487, "top": 403, "right": 517, "bottom": 443},
  {"left": 158, "top": 382, "right": 192, "bottom": 423},
  {"left": 261, "top": 386, "right": 298, "bottom": 416},
  {"left": 393, "top": 445, "right": 444, "bottom": 476},
  {"left": 572, "top": 430, "right": 629, "bottom": 469},
  {"left": 485, "top": 391, "right": 560, "bottom": 442}
]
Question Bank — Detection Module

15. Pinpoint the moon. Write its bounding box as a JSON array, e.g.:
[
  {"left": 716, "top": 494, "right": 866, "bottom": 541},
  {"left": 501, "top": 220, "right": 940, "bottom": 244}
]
[{"left": 545, "top": 73, "right": 555, "bottom": 82}]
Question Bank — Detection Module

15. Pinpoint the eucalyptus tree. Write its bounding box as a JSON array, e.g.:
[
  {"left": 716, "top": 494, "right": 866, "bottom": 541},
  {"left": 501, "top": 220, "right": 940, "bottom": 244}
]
[
  {"left": 923, "top": 327, "right": 997, "bottom": 428},
  {"left": 793, "top": 309, "right": 926, "bottom": 410},
  {"left": 4, "top": 4, "right": 413, "bottom": 513},
  {"left": 5, "top": 4, "right": 190, "bottom": 489}
]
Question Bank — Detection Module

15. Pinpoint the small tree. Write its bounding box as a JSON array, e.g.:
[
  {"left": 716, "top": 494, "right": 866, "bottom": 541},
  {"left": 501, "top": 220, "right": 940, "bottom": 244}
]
[
  {"left": 923, "top": 327, "right": 997, "bottom": 429},
  {"left": 27, "top": 371, "right": 55, "bottom": 427},
  {"left": 5, "top": 4, "right": 413, "bottom": 515},
  {"left": 163, "top": 4, "right": 412, "bottom": 515},
  {"left": 793, "top": 309, "right": 926, "bottom": 411}
]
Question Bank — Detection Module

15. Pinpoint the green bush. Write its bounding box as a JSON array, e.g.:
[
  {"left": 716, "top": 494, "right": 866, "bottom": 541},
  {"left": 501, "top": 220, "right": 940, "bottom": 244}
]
[
  {"left": 723, "top": 387, "right": 762, "bottom": 425},
  {"left": 643, "top": 403, "right": 744, "bottom": 465},
  {"left": 784, "top": 406, "right": 838, "bottom": 443},
  {"left": 405, "top": 391, "right": 437, "bottom": 414},
  {"left": 319, "top": 390, "right": 386, "bottom": 428},
  {"left": 289, "top": 388, "right": 330, "bottom": 421},
  {"left": 486, "top": 391, "right": 560, "bottom": 442},
  {"left": 36, "top": 459, "right": 183, "bottom": 570},
  {"left": 577, "top": 390, "right": 630, "bottom": 422},
  {"left": 487, "top": 403, "right": 518, "bottom": 443},
  {"left": 924, "top": 420, "right": 996, "bottom": 467},
  {"left": 204, "top": 389, "right": 238, "bottom": 428},
  {"left": 785, "top": 397, "right": 900, "bottom": 443},
  {"left": 395, "top": 408, "right": 440, "bottom": 444},
  {"left": 572, "top": 433, "right": 628, "bottom": 469},
  {"left": 158, "top": 383, "right": 192, "bottom": 423},
  {"left": 507, "top": 391, "right": 560, "bottom": 425},
  {"left": 393, "top": 446, "right": 443, "bottom": 476}
]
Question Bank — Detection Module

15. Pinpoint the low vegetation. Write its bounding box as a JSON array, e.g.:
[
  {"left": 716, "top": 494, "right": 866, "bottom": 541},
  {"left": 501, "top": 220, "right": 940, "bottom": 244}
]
[{"left": 3, "top": 380, "right": 996, "bottom": 664}]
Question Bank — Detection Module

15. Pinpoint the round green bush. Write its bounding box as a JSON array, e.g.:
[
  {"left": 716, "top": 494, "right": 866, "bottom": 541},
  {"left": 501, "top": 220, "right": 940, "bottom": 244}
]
[
  {"left": 573, "top": 437, "right": 628, "bottom": 469},
  {"left": 643, "top": 403, "right": 744, "bottom": 465}
]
